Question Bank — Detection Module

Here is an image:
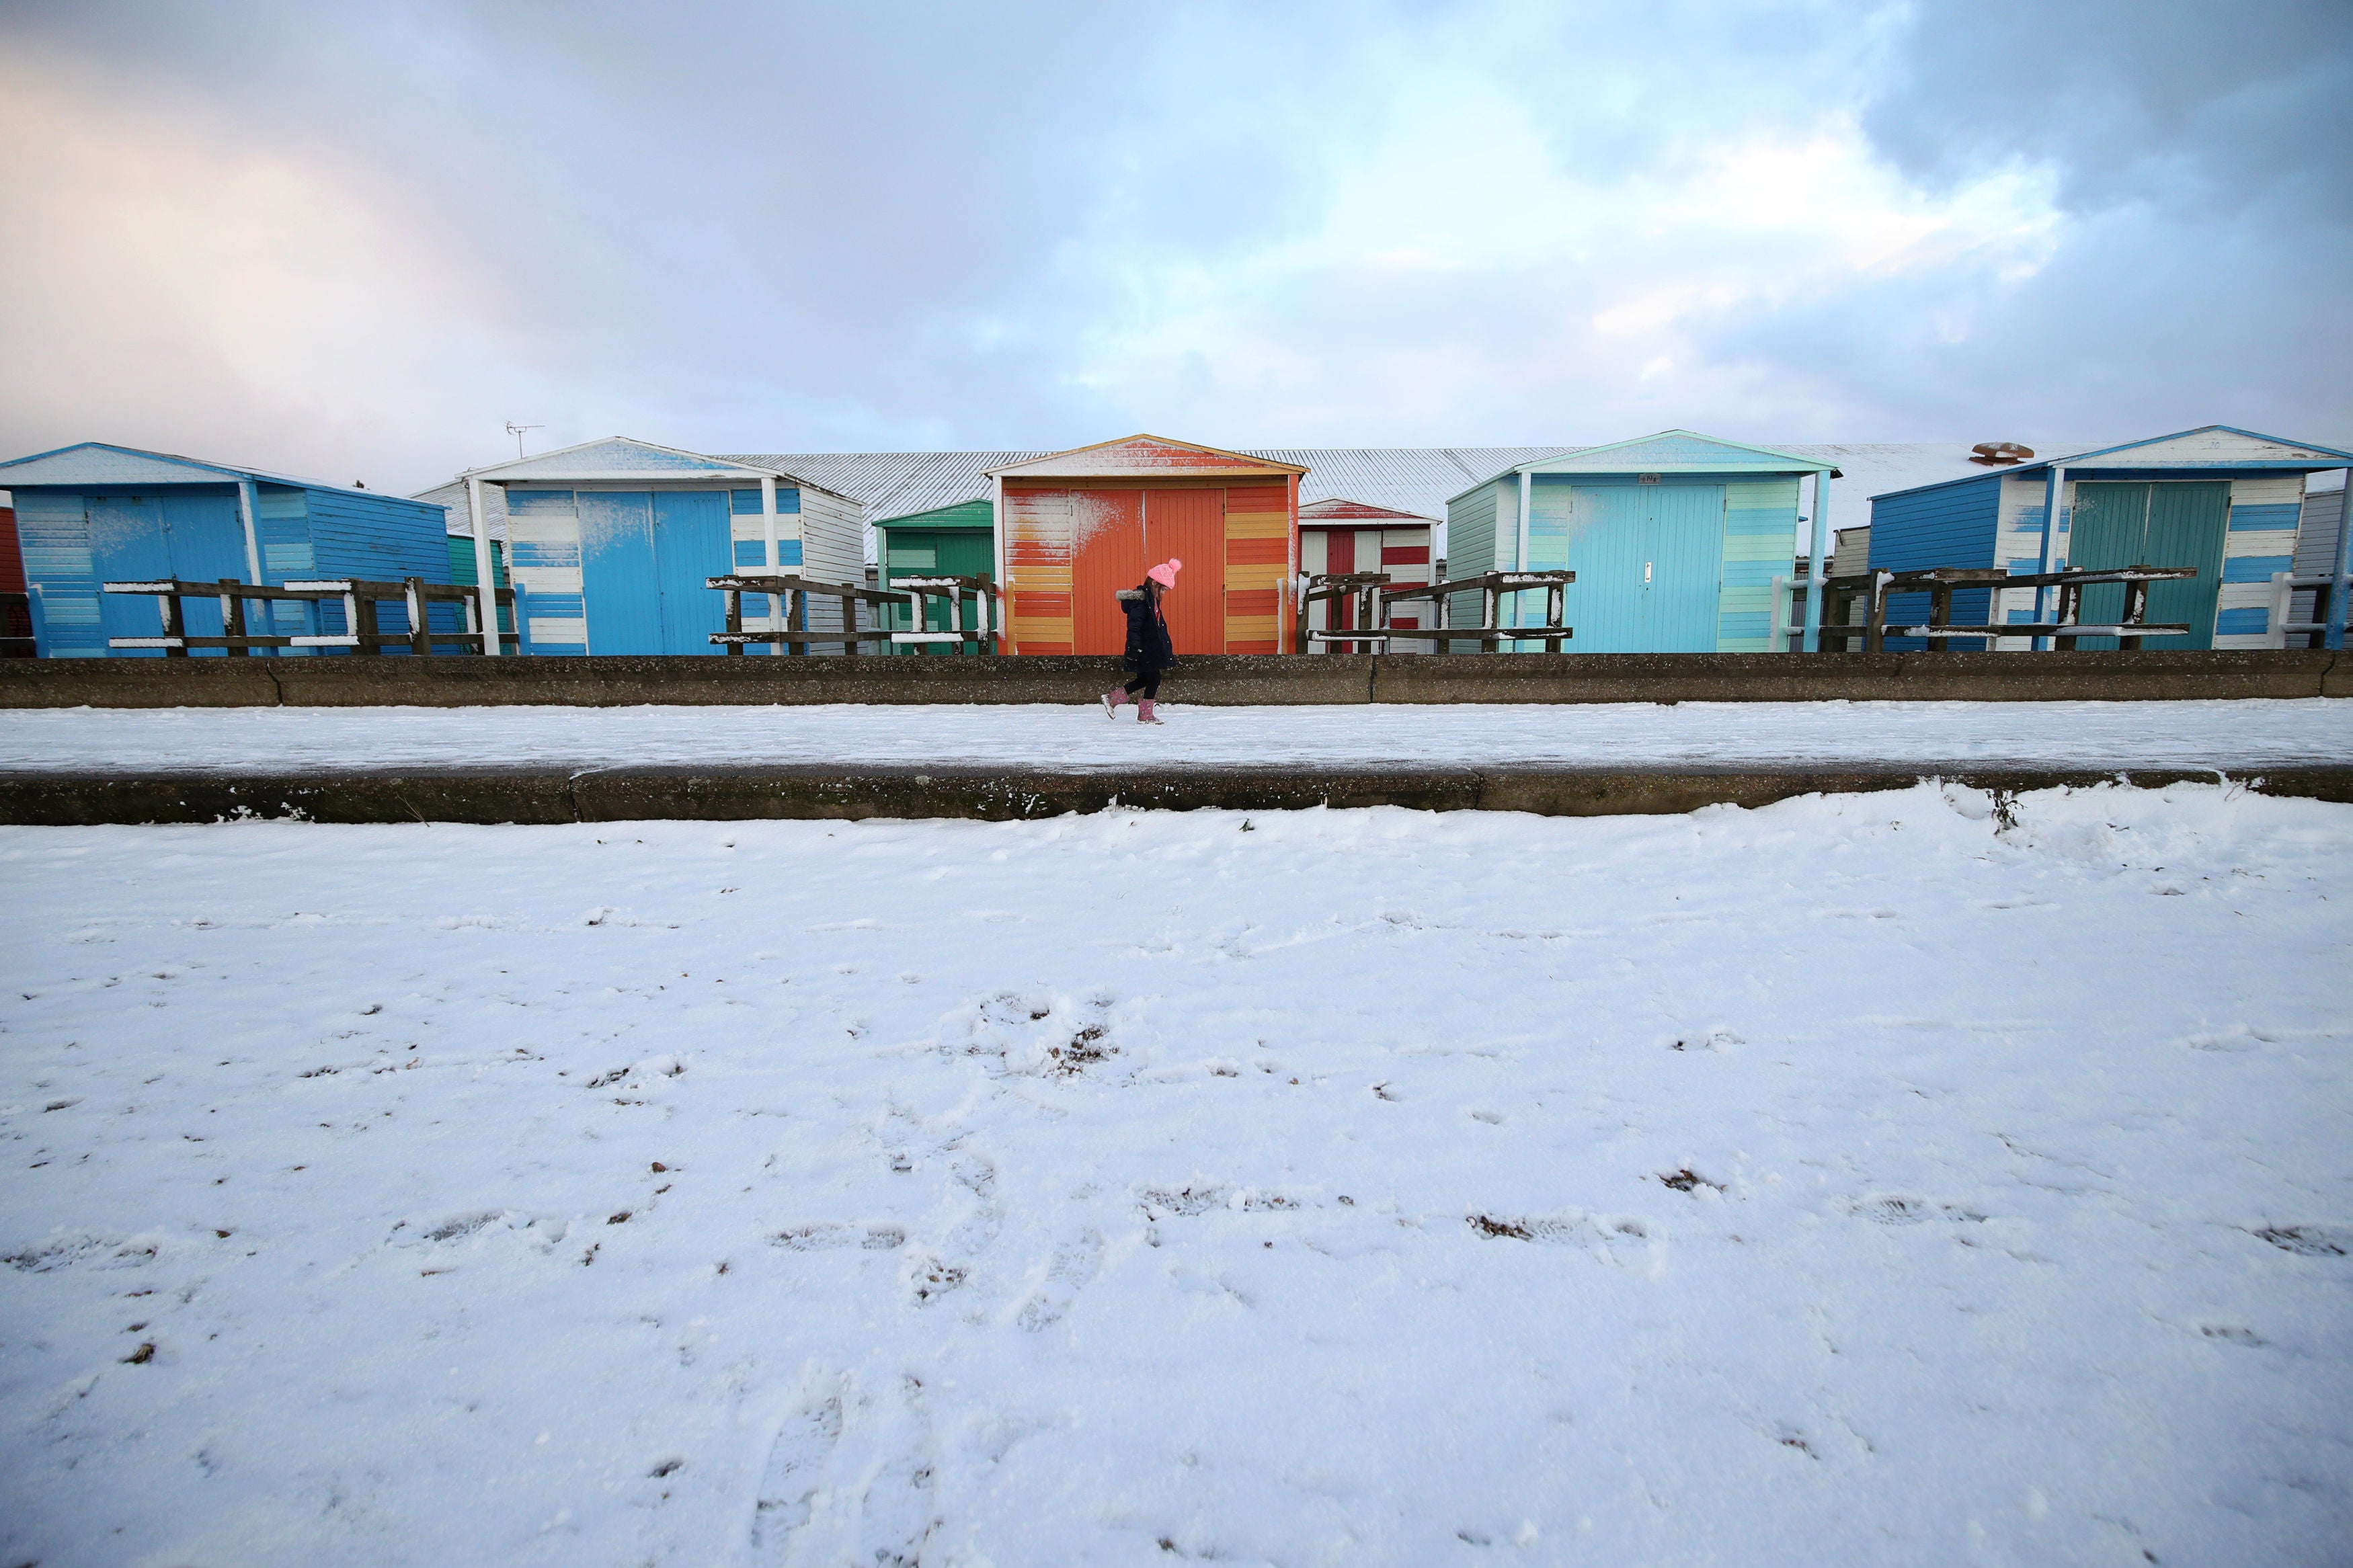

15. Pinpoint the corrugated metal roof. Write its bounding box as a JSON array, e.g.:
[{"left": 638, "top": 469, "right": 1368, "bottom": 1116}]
[
  {"left": 728, "top": 446, "right": 1573, "bottom": 525},
  {"left": 0, "top": 440, "right": 370, "bottom": 497},
  {"left": 1300, "top": 497, "right": 1439, "bottom": 524},
  {"left": 421, "top": 442, "right": 2103, "bottom": 552},
  {"left": 728, "top": 451, "right": 1037, "bottom": 523}
]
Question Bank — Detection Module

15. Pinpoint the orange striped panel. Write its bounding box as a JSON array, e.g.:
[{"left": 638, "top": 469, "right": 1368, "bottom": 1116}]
[
  {"left": 1014, "top": 591, "right": 1072, "bottom": 618},
  {"left": 1018, "top": 639, "right": 1072, "bottom": 655},
  {"left": 1228, "top": 484, "right": 1287, "bottom": 511},
  {"left": 1226, "top": 536, "right": 1286, "bottom": 565},
  {"left": 1225, "top": 638, "right": 1277, "bottom": 655},
  {"left": 1227, "top": 589, "right": 1279, "bottom": 618},
  {"left": 1225, "top": 511, "right": 1289, "bottom": 539}
]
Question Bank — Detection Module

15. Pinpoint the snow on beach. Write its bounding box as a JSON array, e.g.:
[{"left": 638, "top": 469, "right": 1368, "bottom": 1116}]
[
  {"left": 2, "top": 784, "right": 2350, "bottom": 1565},
  {"left": 3, "top": 696, "right": 2350, "bottom": 774}
]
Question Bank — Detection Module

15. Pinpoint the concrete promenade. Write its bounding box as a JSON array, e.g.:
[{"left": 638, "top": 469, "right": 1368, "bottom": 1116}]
[
  {"left": 3, "top": 649, "right": 2348, "bottom": 709},
  {"left": 4, "top": 651, "right": 2345, "bottom": 823}
]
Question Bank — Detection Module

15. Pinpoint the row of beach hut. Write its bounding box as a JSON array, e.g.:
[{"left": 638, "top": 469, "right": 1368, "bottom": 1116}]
[{"left": 3, "top": 425, "right": 2348, "bottom": 657}]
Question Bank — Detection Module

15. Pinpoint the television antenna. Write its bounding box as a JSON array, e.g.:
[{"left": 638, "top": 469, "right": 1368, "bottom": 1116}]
[{"left": 504, "top": 421, "right": 544, "bottom": 459}]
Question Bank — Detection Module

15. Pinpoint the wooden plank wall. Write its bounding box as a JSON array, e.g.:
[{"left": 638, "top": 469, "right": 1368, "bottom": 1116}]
[
  {"left": 1987, "top": 470, "right": 2310, "bottom": 648},
  {"left": 1006, "top": 487, "right": 1075, "bottom": 653},
  {"left": 1716, "top": 477, "right": 1798, "bottom": 651},
  {"left": 1224, "top": 481, "right": 1289, "bottom": 653}
]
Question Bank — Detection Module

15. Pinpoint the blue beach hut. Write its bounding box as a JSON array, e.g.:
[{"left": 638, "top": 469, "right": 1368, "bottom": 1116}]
[
  {"left": 436, "top": 438, "right": 866, "bottom": 656},
  {"left": 0, "top": 442, "right": 455, "bottom": 657},
  {"left": 1867, "top": 427, "right": 2353, "bottom": 650},
  {"left": 1445, "top": 431, "right": 1839, "bottom": 651}
]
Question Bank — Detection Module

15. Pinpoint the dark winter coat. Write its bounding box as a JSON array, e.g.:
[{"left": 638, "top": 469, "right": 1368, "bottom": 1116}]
[{"left": 1118, "top": 585, "right": 1176, "bottom": 674}]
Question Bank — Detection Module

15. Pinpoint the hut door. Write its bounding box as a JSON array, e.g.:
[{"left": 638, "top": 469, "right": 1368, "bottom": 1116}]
[
  {"left": 579, "top": 492, "right": 661, "bottom": 655},
  {"left": 1556, "top": 486, "right": 1647, "bottom": 652},
  {"left": 651, "top": 491, "right": 731, "bottom": 655},
  {"left": 1145, "top": 489, "right": 1225, "bottom": 656},
  {"left": 161, "top": 495, "right": 251, "bottom": 651},
  {"left": 2068, "top": 481, "right": 2227, "bottom": 649},
  {"left": 1640, "top": 484, "right": 1726, "bottom": 651},
  {"left": 1070, "top": 489, "right": 1146, "bottom": 655},
  {"left": 86, "top": 495, "right": 171, "bottom": 656}
]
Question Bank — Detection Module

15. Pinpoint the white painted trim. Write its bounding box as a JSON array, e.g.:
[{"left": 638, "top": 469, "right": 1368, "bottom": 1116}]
[
  {"left": 235, "top": 480, "right": 264, "bottom": 584},
  {"left": 1801, "top": 471, "right": 1831, "bottom": 652},
  {"left": 760, "top": 474, "right": 782, "bottom": 647},
  {"left": 2331, "top": 466, "right": 2353, "bottom": 650},
  {"left": 991, "top": 474, "right": 1007, "bottom": 653},
  {"left": 1517, "top": 471, "right": 1532, "bottom": 572},
  {"left": 2034, "top": 466, "right": 2065, "bottom": 650},
  {"left": 468, "top": 477, "right": 502, "bottom": 657}
]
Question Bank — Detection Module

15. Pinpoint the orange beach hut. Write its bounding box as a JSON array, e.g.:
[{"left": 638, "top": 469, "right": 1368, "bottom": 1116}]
[{"left": 987, "top": 436, "right": 1304, "bottom": 655}]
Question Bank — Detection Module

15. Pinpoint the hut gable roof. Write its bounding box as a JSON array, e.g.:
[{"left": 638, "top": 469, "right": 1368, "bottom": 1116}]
[
  {"left": 1515, "top": 430, "right": 1837, "bottom": 478},
  {"left": 986, "top": 434, "right": 1308, "bottom": 481},
  {"left": 463, "top": 436, "right": 778, "bottom": 483},
  {"left": 0, "top": 440, "right": 346, "bottom": 493},
  {"left": 2049, "top": 425, "right": 2353, "bottom": 470},
  {"left": 1299, "top": 497, "right": 1437, "bottom": 525},
  {"left": 1869, "top": 425, "right": 2353, "bottom": 504}
]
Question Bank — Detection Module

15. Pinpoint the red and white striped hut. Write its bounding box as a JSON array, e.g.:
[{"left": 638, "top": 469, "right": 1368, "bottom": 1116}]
[{"left": 1298, "top": 497, "right": 1435, "bottom": 652}]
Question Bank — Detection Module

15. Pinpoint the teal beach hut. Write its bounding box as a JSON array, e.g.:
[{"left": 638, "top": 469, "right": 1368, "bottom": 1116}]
[{"left": 1445, "top": 432, "right": 1838, "bottom": 651}]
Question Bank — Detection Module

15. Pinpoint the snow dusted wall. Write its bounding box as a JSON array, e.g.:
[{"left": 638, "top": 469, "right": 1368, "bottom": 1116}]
[
  {"left": 501, "top": 484, "right": 828, "bottom": 655},
  {"left": 1716, "top": 477, "right": 1800, "bottom": 651},
  {"left": 506, "top": 490, "right": 587, "bottom": 654},
  {"left": 1915, "top": 436, "right": 2334, "bottom": 651},
  {"left": 1442, "top": 434, "right": 1822, "bottom": 654},
  {"left": 2213, "top": 473, "right": 2307, "bottom": 649},
  {"left": 1441, "top": 481, "right": 1499, "bottom": 649}
]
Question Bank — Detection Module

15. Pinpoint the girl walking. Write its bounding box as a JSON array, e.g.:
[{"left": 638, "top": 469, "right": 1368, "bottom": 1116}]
[{"left": 1103, "top": 559, "right": 1181, "bottom": 724}]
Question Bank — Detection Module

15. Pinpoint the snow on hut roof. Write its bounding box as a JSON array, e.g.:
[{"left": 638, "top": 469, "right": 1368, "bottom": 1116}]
[
  {"left": 0, "top": 440, "right": 367, "bottom": 497},
  {"left": 725, "top": 446, "right": 1568, "bottom": 526},
  {"left": 419, "top": 441, "right": 2097, "bottom": 553},
  {"left": 986, "top": 435, "right": 1309, "bottom": 481},
  {"left": 1299, "top": 497, "right": 1439, "bottom": 525}
]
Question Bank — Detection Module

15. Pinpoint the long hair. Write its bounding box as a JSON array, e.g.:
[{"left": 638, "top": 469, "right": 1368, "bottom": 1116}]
[{"left": 1142, "top": 577, "right": 1164, "bottom": 609}]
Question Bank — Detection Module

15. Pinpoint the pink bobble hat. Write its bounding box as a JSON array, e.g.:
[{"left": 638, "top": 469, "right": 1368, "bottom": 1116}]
[{"left": 1146, "top": 559, "right": 1182, "bottom": 589}]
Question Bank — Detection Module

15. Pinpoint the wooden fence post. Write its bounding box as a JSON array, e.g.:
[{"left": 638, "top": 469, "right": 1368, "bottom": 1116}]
[
  {"left": 405, "top": 578, "right": 432, "bottom": 657},
  {"left": 219, "top": 579, "right": 248, "bottom": 657}
]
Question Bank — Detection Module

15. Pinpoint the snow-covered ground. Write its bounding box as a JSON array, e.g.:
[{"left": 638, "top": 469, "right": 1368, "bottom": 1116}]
[
  {"left": 3, "top": 785, "right": 2350, "bottom": 1566},
  {"left": 4, "top": 698, "right": 2351, "bottom": 773}
]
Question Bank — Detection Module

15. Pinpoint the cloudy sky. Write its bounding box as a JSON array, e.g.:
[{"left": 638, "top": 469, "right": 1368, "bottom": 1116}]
[{"left": 1, "top": 0, "right": 2346, "bottom": 494}]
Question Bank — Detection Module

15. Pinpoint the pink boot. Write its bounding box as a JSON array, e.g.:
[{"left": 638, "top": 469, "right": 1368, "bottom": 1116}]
[
  {"left": 1102, "top": 686, "right": 1127, "bottom": 718},
  {"left": 1137, "top": 698, "right": 1162, "bottom": 725}
]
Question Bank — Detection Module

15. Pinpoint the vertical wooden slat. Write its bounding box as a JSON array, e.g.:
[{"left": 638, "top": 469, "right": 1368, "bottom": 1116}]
[
  {"left": 1864, "top": 570, "right": 1890, "bottom": 654},
  {"left": 405, "top": 577, "right": 432, "bottom": 657},
  {"left": 219, "top": 579, "right": 248, "bottom": 657}
]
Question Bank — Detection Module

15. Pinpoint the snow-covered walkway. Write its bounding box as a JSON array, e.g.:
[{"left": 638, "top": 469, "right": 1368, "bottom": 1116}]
[
  {"left": 3, "top": 697, "right": 2350, "bottom": 774},
  {"left": 3, "top": 784, "right": 2349, "bottom": 1565}
]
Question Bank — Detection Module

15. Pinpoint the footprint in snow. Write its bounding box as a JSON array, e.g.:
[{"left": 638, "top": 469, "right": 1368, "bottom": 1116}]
[
  {"left": 750, "top": 1370, "right": 937, "bottom": 1567},
  {"left": 1016, "top": 1229, "right": 1105, "bottom": 1332}
]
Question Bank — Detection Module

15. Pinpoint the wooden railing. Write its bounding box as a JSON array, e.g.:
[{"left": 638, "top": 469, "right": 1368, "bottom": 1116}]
[
  {"left": 709, "top": 573, "right": 1000, "bottom": 655},
  {"left": 1360, "top": 571, "right": 1577, "bottom": 652},
  {"left": 102, "top": 577, "right": 518, "bottom": 655},
  {"left": 1296, "top": 572, "right": 1394, "bottom": 653},
  {"left": 885, "top": 573, "right": 1000, "bottom": 654},
  {"left": 1778, "top": 565, "right": 2197, "bottom": 653}
]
